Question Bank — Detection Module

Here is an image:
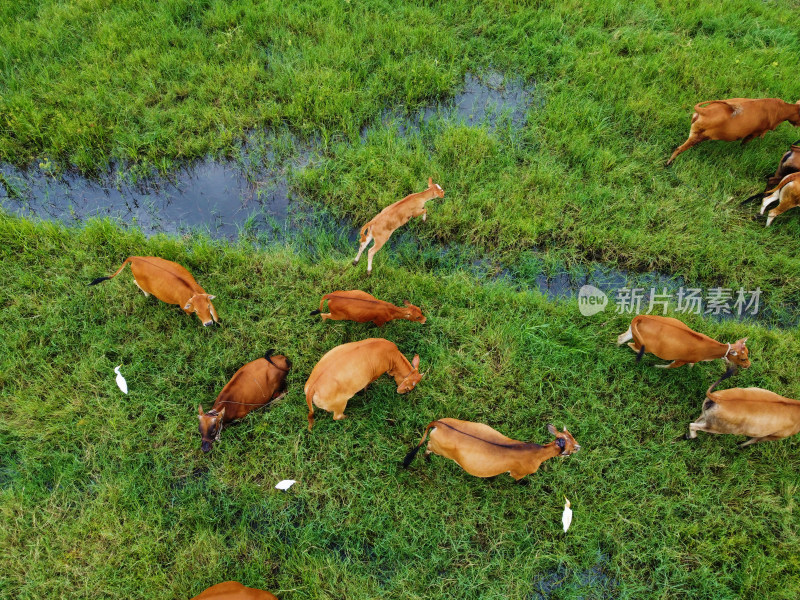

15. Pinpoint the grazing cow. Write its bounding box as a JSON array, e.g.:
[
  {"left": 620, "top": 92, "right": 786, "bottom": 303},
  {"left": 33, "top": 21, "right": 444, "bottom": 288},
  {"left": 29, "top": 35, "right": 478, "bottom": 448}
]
[
  {"left": 191, "top": 581, "right": 278, "bottom": 600},
  {"left": 304, "top": 338, "right": 422, "bottom": 430},
  {"left": 352, "top": 177, "right": 445, "bottom": 275},
  {"left": 667, "top": 98, "right": 800, "bottom": 165},
  {"left": 617, "top": 315, "right": 750, "bottom": 370},
  {"left": 403, "top": 420, "right": 580, "bottom": 480},
  {"left": 310, "top": 290, "right": 426, "bottom": 326},
  {"left": 89, "top": 256, "right": 219, "bottom": 326},
  {"left": 198, "top": 350, "right": 291, "bottom": 453},
  {"left": 688, "top": 372, "right": 800, "bottom": 447},
  {"left": 759, "top": 172, "right": 800, "bottom": 226}
]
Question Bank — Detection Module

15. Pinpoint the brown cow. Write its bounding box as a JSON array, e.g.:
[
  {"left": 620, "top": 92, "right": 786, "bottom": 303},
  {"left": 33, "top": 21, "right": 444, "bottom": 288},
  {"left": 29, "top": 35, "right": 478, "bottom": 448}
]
[
  {"left": 310, "top": 290, "right": 426, "bottom": 326},
  {"left": 198, "top": 350, "right": 291, "bottom": 452},
  {"left": 352, "top": 177, "right": 445, "bottom": 275},
  {"left": 89, "top": 256, "right": 219, "bottom": 326},
  {"left": 688, "top": 373, "right": 800, "bottom": 447},
  {"left": 190, "top": 581, "right": 278, "bottom": 600},
  {"left": 667, "top": 98, "right": 800, "bottom": 165},
  {"left": 760, "top": 172, "right": 800, "bottom": 226},
  {"left": 617, "top": 315, "right": 750, "bottom": 370},
  {"left": 304, "top": 338, "right": 422, "bottom": 430},
  {"left": 403, "top": 420, "right": 580, "bottom": 480}
]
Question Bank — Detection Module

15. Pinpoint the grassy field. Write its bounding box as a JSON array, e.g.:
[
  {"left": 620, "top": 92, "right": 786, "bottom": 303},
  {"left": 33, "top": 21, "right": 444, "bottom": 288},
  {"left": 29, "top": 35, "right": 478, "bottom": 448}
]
[
  {"left": 2, "top": 1, "right": 800, "bottom": 598},
  {"left": 1, "top": 216, "right": 799, "bottom": 599}
]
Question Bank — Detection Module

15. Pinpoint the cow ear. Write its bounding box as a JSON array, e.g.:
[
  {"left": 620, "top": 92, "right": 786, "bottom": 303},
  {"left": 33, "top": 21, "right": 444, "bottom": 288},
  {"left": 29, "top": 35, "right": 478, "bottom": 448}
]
[
  {"left": 207, "top": 295, "right": 216, "bottom": 300},
  {"left": 217, "top": 407, "right": 225, "bottom": 420},
  {"left": 412, "top": 354, "right": 420, "bottom": 370},
  {"left": 198, "top": 404, "right": 204, "bottom": 415},
  {"left": 547, "top": 423, "right": 558, "bottom": 435},
  {"left": 428, "top": 177, "right": 433, "bottom": 187},
  {"left": 184, "top": 300, "right": 193, "bottom": 310},
  {"left": 403, "top": 300, "right": 411, "bottom": 306}
]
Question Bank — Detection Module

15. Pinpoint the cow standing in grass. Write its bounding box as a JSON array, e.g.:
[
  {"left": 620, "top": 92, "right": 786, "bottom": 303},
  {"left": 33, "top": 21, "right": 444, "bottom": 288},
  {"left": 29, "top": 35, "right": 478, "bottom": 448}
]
[{"left": 667, "top": 98, "right": 800, "bottom": 165}]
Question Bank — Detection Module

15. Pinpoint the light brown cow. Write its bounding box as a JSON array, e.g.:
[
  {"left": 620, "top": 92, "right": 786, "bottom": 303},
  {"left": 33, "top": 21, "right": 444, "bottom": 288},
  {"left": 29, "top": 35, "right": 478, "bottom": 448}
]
[
  {"left": 688, "top": 373, "right": 800, "bottom": 447},
  {"left": 190, "top": 581, "right": 278, "bottom": 600},
  {"left": 667, "top": 98, "right": 800, "bottom": 165},
  {"left": 403, "top": 420, "right": 580, "bottom": 480},
  {"left": 89, "top": 256, "right": 219, "bottom": 326},
  {"left": 197, "top": 350, "right": 291, "bottom": 453},
  {"left": 617, "top": 315, "right": 750, "bottom": 370},
  {"left": 304, "top": 338, "right": 422, "bottom": 430},
  {"left": 310, "top": 290, "right": 426, "bottom": 326},
  {"left": 760, "top": 172, "right": 800, "bottom": 226},
  {"left": 352, "top": 177, "right": 445, "bottom": 275}
]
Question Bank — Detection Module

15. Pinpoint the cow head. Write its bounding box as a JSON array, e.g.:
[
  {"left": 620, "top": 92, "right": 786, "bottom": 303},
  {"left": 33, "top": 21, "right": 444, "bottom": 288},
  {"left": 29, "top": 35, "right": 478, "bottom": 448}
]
[
  {"left": 397, "top": 354, "right": 423, "bottom": 393},
  {"left": 402, "top": 300, "right": 426, "bottom": 324},
  {"left": 184, "top": 293, "right": 219, "bottom": 327},
  {"left": 548, "top": 424, "right": 581, "bottom": 456},
  {"left": 725, "top": 338, "right": 751, "bottom": 369},
  {"left": 197, "top": 404, "right": 225, "bottom": 453},
  {"left": 428, "top": 177, "right": 445, "bottom": 198}
]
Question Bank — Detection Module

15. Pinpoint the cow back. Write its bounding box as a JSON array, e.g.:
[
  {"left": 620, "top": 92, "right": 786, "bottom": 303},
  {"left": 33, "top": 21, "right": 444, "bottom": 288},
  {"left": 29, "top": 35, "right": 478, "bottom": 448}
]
[{"left": 191, "top": 581, "right": 278, "bottom": 599}]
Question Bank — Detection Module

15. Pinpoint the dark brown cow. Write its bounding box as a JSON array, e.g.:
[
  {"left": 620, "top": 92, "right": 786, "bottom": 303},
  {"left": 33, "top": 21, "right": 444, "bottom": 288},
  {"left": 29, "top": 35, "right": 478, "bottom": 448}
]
[
  {"left": 89, "top": 256, "right": 219, "bottom": 326},
  {"left": 310, "top": 290, "right": 426, "bottom": 326},
  {"left": 198, "top": 350, "right": 291, "bottom": 452},
  {"left": 403, "top": 420, "right": 581, "bottom": 480},
  {"left": 191, "top": 581, "right": 278, "bottom": 600},
  {"left": 667, "top": 98, "right": 800, "bottom": 165}
]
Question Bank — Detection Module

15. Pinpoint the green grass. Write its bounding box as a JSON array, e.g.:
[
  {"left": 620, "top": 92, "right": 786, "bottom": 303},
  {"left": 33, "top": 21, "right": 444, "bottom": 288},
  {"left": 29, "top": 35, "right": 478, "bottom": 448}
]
[
  {"left": 3, "top": 0, "right": 800, "bottom": 300},
  {"left": 1, "top": 215, "right": 799, "bottom": 599}
]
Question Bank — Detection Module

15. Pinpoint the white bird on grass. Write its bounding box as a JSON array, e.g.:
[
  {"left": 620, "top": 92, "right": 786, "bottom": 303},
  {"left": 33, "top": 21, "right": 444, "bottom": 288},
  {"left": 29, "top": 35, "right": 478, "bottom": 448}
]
[
  {"left": 114, "top": 365, "right": 128, "bottom": 394},
  {"left": 562, "top": 497, "right": 573, "bottom": 533}
]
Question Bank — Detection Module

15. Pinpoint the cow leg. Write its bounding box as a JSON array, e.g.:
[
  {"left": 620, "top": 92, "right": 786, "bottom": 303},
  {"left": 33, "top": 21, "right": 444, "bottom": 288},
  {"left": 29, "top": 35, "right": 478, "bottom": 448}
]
[
  {"left": 353, "top": 235, "right": 373, "bottom": 266},
  {"left": 320, "top": 313, "right": 332, "bottom": 321},
  {"left": 655, "top": 360, "right": 687, "bottom": 369},
  {"left": 766, "top": 196, "right": 797, "bottom": 227},
  {"left": 422, "top": 209, "right": 427, "bottom": 222},
  {"left": 740, "top": 133, "right": 756, "bottom": 145},
  {"left": 739, "top": 436, "right": 766, "bottom": 447},
  {"left": 687, "top": 419, "right": 708, "bottom": 439},
  {"left": 366, "top": 238, "right": 387, "bottom": 276},
  {"left": 667, "top": 133, "right": 706, "bottom": 165},
  {"left": 617, "top": 327, "right": 633, "bottom": 346},
  {"left": 133, "top": 279, "right": 150, "bottom": 296},
  {"left": 760, "top": 190, "right": 780, "bottom": 215},
  {"left": 626, "top": 342, "right": 641, "bottom": 353}
]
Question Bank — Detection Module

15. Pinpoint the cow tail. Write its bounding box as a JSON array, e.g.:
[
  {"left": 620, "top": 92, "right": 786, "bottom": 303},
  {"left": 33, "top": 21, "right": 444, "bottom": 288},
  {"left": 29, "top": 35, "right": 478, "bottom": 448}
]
[
  {"left": 358, "top": 222, "right": 371, "bottom": 243},
  {"left": 707, "top": 365, "right": 736, "bottom": 397},
  {"left": 635, "top": 345, "right": 646, "bottom": 362},
  {"left": 89, "top": 257, "right": 132, "bottom": 286},
  {"left": 305, "top": 389, "right": 315, "bottom": 431},
  {"left": 630, "top": 318, "right": 646, "bottom": 361},
  {"left": 402, "top": 421, "right": 438, "bottom": 468},
  {"left": 310, "top": 294, "right": 330, "bottom": 316}
]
